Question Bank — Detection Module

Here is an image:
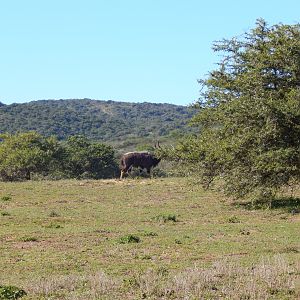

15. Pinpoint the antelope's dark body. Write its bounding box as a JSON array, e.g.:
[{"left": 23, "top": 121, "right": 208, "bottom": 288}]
[{"left": 120, "top": 151, "right": 161, "bottom": 179}]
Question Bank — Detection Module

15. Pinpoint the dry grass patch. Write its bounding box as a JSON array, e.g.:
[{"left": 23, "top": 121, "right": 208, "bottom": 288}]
[
  {"left": 26, "top": 272, "right": 121, "bottom": 300},
  {"left": 22, "top": 255, "right": 299, "bottom": 299}
]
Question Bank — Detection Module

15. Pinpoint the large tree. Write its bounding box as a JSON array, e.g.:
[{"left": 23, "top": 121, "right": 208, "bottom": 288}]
[{"left": 171, "top": 19, "right": 300, "bottom": 199}]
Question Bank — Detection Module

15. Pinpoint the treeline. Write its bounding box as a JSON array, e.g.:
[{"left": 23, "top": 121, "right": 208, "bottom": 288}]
[{"left": 0, "top": 132, "right": 119, "bottom": 181}]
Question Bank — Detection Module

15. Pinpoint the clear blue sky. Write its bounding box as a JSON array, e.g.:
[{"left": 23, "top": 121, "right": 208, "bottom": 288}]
[{"left": 1, "top": 0, "right": 299, "bottom": 106}]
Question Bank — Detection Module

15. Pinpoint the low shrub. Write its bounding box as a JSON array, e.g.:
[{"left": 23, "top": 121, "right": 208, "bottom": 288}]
[
  {"left": 1, "top": 212, "right": 11, "bottom": 216},
  {"left": 0, "top": 195, "right": 11, "bottom": 202},
  {"left": 118, "top": 235, "right": 140, "bottom": 244},
  {"left": 0, "top": 285, "right": 26, "bottom": 299},
  {"left": 153, "top": 214, "right": 178, "bottom": 223},
  {"left": 228, "top": 216, "right": 241, "bottom": 223},
  {"left": 49, "top": 211, "right": 60, "bottom": 217}
]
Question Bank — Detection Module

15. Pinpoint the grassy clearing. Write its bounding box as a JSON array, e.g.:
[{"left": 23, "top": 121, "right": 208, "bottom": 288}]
[{"left": 0, "top": 177, "right": 299, "bottom": 299}]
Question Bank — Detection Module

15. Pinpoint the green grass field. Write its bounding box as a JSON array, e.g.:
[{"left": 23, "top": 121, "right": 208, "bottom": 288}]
[{"left": 0, "top": 178, "right": 299, "bottom": 299}]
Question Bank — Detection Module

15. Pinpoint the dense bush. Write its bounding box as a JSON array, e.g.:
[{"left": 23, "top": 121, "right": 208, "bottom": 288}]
[
  {"left": 63, "top": 135, "right": 118, "bottom": 179},
  {"left": 0, "top": 132, "right": 61, "bottom": 181},
  {"left": 0, "top": 132, "right": 118, "bottom": 181}
]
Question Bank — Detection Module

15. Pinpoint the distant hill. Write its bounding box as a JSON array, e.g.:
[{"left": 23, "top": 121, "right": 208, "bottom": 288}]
[{"left": 0, "top": 99, "right": 196, "bottom": 151}]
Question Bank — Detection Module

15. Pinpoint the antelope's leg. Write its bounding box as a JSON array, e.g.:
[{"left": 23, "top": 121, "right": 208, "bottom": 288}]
[
  {"left": 146, "top": 167, "right": 151, "bottom": 178},
  {"left": 127, "top": 165, "right": 133, "bottom": 175}
]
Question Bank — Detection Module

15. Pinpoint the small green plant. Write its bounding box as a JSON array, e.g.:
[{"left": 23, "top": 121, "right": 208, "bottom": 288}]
[
  {"left": 21, "top": 237, "right": 38, "bottom": 242},
  {"left": 228, "top": 216, "right": 241, "bottom": 223},
  {"left": 1, "top": 211, "right": 11, "bottom": 216},
  {"left": 240, "top": 229, "right": 250, "bottom": 235},
  {"left": 153, "top": 214, "right": 178, "bottom": 223},
  {"left": 118, "top": 235, "right": 140, "bottom": 244},
  {"left": 0, "top": 285, "right": 27, "bottom": 299},
  {"left": 49, "top": 211, "right": 60, "bottom": 217},
  {"left": 0, "top": 195, "right": 12, "bottom": 202},
  {"left": 122, "top": 277, "right": 139, "bottom": 288},
  {"left": 156, "top": 266, "right": 169, "bottom": 277}
]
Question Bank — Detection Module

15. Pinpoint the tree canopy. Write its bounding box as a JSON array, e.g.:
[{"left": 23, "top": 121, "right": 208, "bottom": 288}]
[{"left": 167, "top": 19, "right": 300, "bottom": 199}]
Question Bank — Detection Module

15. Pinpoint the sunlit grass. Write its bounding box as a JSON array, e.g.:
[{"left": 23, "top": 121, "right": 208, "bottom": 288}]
[{"left": 0, "top": 178, "right": 299, "bottom": 299}]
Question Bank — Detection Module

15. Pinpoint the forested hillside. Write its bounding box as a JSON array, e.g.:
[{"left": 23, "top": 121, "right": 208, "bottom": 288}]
[{"left": 0, "top": 99, "right": 195, "bottom": 151}]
